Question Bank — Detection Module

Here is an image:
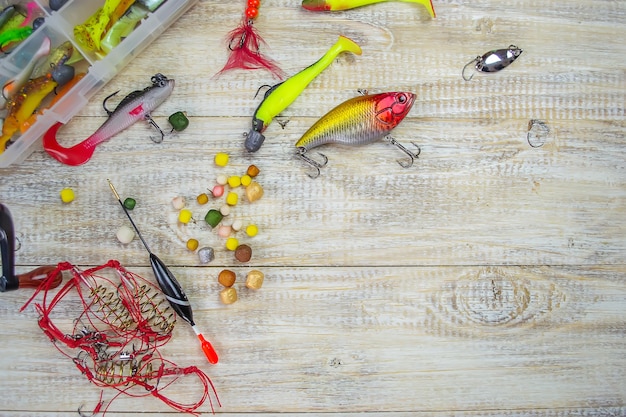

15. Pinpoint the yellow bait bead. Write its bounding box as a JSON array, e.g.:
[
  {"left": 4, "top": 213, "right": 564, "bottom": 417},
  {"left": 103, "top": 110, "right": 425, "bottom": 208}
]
[
  {"left": 225, "top": 237, "right": 239, "bottom": 251},
  {"left": 241, "top": 174, "right": 252, "bottom": 187},
  {"left": 186, "top": 238, "right": 199, "bottom": 251},
  {"left": 196, "top": 193, "right": 209, "bottom": 205},
  {"left": 226, "top": 192, "right": 238, "bottom": 206},
  {"left": 214, "top": 153, "right": 229, "bottom": 167},
  {"left": 246, "top": 224, "right": 258, "bottom": 237},
  {"left": 60, "top": 188, "right": 75, "bottom": 203},
  {"left": 178, "top": 209, "right": 193, "bottom": 224},
  {"left": 228, "top": 176, "right": 241, "bottom": 188}
]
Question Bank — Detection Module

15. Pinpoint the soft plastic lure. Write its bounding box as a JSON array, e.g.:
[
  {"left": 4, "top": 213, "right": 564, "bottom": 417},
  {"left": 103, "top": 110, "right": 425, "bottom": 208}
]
[
  {"left": 30, "top": 40, "right": 74, "bottom": 79},
  {"left": 0, "top": 26, "right": 32, "bottom": 51},
  {"left": 0, "top": 35, "right": 51, "bottom": 109},
  {"left": 0, "top": 74, "right": 59, "bottom": 152},
  {"left": 302, "top": 0, "right": 435, "bottom": 17},
  {"left": 21, "top": 73, "right": 87, "bottom": 134},
  {"left": 100, "top": 4, "right": 148, "bottom": 54},
  {"left": 462, "top": 45, "right": 523, "bottom": 81},
  {"left": 295, "top": 91, "right": 420, "bottom": 177},
  {"left": 245, "top": 35, "right": 362, "bottom": 152},
  {"left": 43, "top": 74, "right": 174, "bottom": 166},
  {"left": 74, "top": 0, "right": 134, "bottom": 52}
]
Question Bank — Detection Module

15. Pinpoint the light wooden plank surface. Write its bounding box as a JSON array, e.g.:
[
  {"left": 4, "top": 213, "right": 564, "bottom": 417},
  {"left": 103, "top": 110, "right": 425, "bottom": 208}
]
[{"left": 1, "top": 0, "right": 625, "bottom": 416}]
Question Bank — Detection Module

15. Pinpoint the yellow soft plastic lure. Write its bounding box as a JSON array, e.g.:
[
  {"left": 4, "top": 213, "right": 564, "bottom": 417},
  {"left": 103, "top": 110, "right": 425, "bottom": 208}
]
[
  {"left": 74, "top": 0, "right": 135, "bottom": 51},
  {"left": 0, "top": 75, "right": 57, "bottom": 153},
  {"left": 245, "top": 35, "right": 362, "bottom": 152},
  {"left": 302, "top": 0, "right": 436, "bottom": 17}
]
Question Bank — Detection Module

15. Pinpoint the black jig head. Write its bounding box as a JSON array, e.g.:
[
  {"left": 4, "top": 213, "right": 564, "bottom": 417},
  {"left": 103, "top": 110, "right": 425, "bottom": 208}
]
[{"left": 462, "top": 45, "right": 523, "bottom": 81}]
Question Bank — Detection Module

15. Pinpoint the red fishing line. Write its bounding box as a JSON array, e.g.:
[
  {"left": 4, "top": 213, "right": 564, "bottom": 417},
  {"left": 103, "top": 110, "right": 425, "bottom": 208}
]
[{"left": 21, "top": 260, "right": 220, "bottom": 416}]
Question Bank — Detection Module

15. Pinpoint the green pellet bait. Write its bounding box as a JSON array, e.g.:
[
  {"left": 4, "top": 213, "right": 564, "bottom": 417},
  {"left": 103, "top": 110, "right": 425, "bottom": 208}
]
[
  {"left": 123, "top": 197, "right": 136, "bottom": 210},
  {"left": 169, "top": 111, "right": 189, "bottom": 131},
  {"left": 204, "top": 209, "right": 223, "bottom": 229}
]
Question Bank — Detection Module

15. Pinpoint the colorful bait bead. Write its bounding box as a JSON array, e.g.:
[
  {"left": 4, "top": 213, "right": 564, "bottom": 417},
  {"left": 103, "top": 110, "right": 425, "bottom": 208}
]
[
  {"left": 245, "top": 224, "right": 258, "bottom": 237},
  {"left": 168, "top": 111, "right": 189, "bottom": 131},
  {"left": 240, "top": 175, "right": 252, "bottom": 187},
  {"left": 116, "top": 225, "right": 135, "bottom": 244},
  {"left": 234, "top": 244, "right": 252, "bottom": 262},
  {"left": 198, "top": 247, "right": 215, "bottom": 264},
  {"left": 245, "top": 182, "right": 264, "bottom": 202},
  {"left": 228, "top": 176, "right": 241, "bottom": 188},
  {"left": 212, "top": 185, "right": 225, "bottom": 198},
  {"left": 205, "top": 209, "right": 223, "bottom": 228},
  {"left": 246, "top": 164, "right": 260, "bottom": 177},
  {"left": 226, "top": 192, "right": 239, "bottom": 206},
  {"left": 218, "top": 269, "right": 236, "bottom": 287},
  {"left": 245, "top": 270, "right": 264, "bottom": 290},
  {"left": 60, "top": 188, "right": 75, "bottom": 203},
  {"left": 123, "top": 197, "right": 136, "bottom": 210},
  {"left": 197, "top": 193, "right": 209, "bottom": 205},
  {"left": 186, "top": 238, "right": 199, "bottom": 251},
  {"left": 178, "top": 209, "right": 193, "bottom": 224},
  {"left": 214, "top": 153, "right": 229, "bottom": 167},
  {"left": 225, "top": 237, "right": 239, "bottom": 251}
]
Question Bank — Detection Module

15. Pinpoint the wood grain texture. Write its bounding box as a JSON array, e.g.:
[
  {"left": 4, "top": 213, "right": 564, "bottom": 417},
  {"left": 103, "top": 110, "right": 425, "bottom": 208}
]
[{"left": 0, "top": 0, "right": 624, "bottom": 415}]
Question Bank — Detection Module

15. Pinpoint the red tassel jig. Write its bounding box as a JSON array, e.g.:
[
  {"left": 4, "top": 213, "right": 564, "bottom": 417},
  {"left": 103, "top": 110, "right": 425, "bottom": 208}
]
[{"left": 215, "top": 0, "right": 284, "bottom": 78}]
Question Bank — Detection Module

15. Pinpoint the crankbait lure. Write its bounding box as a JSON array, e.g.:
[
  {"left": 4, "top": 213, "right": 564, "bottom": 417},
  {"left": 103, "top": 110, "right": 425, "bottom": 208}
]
[
  {"left": 108, "top": 180, "right": 219, "bottom": 365},
  {"left": 0, "top": 66, "right": 75, "bottom": 152},
  {"left": 1, "top": 203, "right": 62, "bottom": 292},
  {"left": 43, "top": 73, "right": 174, "bottom": 166},
  {"left": 302, "top": 0, "right": 436, "bottom": 18},
  {"left": 245, "top": 35, "right": 362, "bottom": 152},
  {"left": 295, "top": 91, "right": 420, "bottom": 178},
  {"left": 0, "top": 35, "right": 51, "bottom": 109},
  {"left": 462, "top": 45, "right": 523, "bottom": 81},
  {"left": 216, "top": 0, "right": 283, "bottom": 78}
]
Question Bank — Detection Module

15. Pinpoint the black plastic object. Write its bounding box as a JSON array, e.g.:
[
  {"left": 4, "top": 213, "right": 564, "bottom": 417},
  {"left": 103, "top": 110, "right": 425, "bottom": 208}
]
[{"left": 0, "top": 204, "right": 18, "bottom": 292}]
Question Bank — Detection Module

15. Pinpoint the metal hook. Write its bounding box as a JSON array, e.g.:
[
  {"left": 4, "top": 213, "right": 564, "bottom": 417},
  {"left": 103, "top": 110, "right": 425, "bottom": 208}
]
[
  {"left": 102, "top": 91, "right": 119, "bottom": 116},
  {"left": 462, "top": 56, "right": 480, "bottom": 81},
  {"left": 297, "top": 148, "right": 328, "bottom": 179},
  {"left": 145, "top": 115, "right": 165, "bottom": 143},
  {"left": 387, "top": 136, "right": 421, "bottom": 168}
]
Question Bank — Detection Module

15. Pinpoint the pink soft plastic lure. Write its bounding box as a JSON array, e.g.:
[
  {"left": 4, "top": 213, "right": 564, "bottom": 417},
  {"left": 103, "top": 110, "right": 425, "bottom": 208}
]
[
  {"left": 295, "top": 91, "right": 421, "bottom": 177},
  {"left": 302, "top": 0, "right": 436, "bottom": 17},
  {"left": 43, "top": 74, "right": 174, "bottom": 166}
]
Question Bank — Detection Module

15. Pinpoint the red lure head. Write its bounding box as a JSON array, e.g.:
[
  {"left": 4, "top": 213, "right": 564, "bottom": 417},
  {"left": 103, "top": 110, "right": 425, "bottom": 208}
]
[{"left": 373, "top": 92, "right": 415, "bottom": 129}]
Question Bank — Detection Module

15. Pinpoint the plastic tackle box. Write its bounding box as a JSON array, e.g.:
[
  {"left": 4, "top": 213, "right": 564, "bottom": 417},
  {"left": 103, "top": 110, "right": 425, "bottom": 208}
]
[{"left": 0, "top": 0, "right": 198, "bottom": 168}]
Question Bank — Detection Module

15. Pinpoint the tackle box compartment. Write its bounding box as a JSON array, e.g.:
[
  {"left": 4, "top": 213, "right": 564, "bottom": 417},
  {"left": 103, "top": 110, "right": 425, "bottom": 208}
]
[{"left": 0, "top": 0, "right": 198, "bottom": 168}]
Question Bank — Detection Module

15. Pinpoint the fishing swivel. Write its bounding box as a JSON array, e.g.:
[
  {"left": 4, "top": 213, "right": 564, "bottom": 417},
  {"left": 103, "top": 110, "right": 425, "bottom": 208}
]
[{"left": 462, "top": 45, "right": 523, "bottom": 81}]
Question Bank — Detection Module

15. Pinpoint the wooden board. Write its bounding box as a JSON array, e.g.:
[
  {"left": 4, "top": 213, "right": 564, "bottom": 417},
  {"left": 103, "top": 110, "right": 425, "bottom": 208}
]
[{"left": 0, "top": 0, "right": 624, "bottom": 415}]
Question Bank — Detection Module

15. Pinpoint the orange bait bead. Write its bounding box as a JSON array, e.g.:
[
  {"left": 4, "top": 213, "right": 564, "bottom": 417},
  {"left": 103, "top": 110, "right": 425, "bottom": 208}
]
[{"left": 245, "top": 7, "right": 258, "bottom": 19}]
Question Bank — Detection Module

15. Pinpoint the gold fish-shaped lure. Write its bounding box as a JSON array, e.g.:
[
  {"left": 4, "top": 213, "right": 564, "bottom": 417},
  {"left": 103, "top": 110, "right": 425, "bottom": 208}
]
[
  {"left": 302, "top": 0, "right": 436, "bottom": 18},
  {"left": 295, "top": 92, "right": 421, "bottom": 177}
]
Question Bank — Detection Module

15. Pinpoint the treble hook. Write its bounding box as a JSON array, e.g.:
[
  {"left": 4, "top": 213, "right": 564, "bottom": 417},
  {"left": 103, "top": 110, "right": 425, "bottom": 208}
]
[
  {"left": 386, "top": 136, "right": 421, "bottom": 168},
  {"left": 296, "top": 148, "right": 328, "bottom": 179},
  {"left": 145, "top": 115, "right": 165, "bottom": 143},
  {"left": 462, "top": 56, "right": 481, "bottom": 81},
  {"left": 228, "top": 21, "right": 253, "bottom": 51},
  {"left": 102, "top": 91, "right": 119, "bottom": 116}
]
